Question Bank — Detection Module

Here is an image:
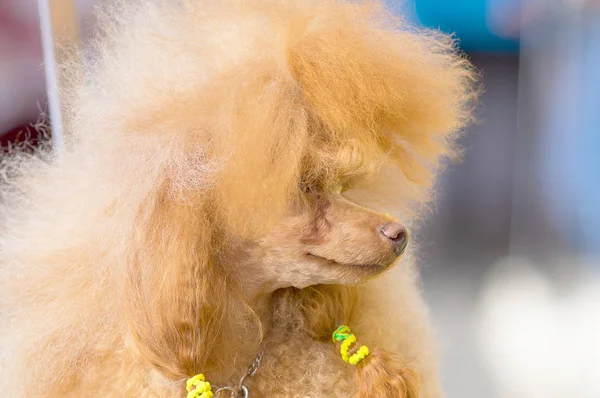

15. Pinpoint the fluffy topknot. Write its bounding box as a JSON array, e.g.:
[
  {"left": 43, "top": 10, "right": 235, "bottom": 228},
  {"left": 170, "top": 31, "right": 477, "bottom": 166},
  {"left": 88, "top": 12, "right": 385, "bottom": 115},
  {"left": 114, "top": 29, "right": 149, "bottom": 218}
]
[{"left": 63, "top": 0, "right": 477, "bottom": 235}]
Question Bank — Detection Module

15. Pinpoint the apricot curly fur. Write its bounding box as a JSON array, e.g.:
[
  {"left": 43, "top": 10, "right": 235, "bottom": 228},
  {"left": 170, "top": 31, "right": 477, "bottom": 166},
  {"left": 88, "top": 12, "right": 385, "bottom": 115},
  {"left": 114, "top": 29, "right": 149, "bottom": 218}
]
[{"left": 356, "top": 349, "right": 420, "bottom": 398}]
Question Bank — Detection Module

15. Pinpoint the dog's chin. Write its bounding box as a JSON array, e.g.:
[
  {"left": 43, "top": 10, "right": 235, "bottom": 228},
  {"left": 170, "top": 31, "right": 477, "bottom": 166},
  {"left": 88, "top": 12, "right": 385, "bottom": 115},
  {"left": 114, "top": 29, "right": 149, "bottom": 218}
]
[{"left": 305, "top": 252, "right": 396, "bottom": 281}]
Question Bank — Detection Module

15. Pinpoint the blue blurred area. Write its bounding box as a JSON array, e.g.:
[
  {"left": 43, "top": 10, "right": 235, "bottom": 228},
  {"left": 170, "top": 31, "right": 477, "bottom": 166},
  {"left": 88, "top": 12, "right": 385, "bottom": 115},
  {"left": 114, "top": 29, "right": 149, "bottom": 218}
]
[
  {"left": 537, "top": 13, "right": 600, "bottom": 257},
  {"left": 388, "top": 0, "right": 520, "bottom": 52}
]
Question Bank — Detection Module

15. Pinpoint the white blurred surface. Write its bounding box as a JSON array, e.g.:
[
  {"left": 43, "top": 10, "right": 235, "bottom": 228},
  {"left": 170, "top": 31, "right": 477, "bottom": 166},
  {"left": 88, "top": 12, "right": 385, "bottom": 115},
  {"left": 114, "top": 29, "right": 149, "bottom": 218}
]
[{"left": 475, "top": 257, "right": 600, "bottom": 398}]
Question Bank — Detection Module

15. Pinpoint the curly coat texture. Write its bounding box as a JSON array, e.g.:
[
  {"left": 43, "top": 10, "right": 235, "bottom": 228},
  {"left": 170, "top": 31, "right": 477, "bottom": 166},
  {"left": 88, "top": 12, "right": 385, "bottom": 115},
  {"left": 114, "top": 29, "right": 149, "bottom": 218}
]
[{"left": 0, "top": 0, "right": 477, "bottom": 396}]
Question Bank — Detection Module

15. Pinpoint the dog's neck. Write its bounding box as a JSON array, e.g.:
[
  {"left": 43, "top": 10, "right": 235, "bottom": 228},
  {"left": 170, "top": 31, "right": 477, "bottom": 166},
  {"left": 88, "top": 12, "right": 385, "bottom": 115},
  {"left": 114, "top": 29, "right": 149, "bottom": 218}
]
[
  {"left": 222, "top": 250, "right": 272, "bottom": 331},
  {"left": 228, "top": 247, "right": 289, "bottom": 309},
  {"left": 238, "top": 276, "right": 280, "bottom": 337},
  {"left": 228, "top": 253, "right": 306, "bottom": 342},
  {"left": 211, "top": 251, "right": 350, "bottom": 387}
]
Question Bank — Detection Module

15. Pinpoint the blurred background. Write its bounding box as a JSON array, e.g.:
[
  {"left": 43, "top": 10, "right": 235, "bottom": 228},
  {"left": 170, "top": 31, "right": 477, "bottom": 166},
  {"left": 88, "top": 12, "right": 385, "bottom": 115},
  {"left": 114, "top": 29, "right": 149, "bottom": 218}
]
[{"left": 1, "top": 0, "right": 599, "bottom": 397}]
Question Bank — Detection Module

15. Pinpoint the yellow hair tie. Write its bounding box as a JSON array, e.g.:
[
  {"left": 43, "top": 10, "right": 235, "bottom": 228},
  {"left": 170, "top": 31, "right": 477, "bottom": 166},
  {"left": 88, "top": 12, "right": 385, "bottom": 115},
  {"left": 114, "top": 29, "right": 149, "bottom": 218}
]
[
  {"left": 186, "top": 374, "right": 214, "bottom": 398},
  {"left": 332, "top": 325, "right": 370, "bottom": 365}
]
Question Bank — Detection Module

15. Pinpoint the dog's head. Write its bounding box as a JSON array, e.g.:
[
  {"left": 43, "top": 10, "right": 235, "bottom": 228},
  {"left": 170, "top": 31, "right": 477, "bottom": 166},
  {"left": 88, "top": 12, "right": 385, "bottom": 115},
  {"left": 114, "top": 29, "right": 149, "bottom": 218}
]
[
  {"left": 191, "top": 1, "right": 477, "bottom": 290},
  {"left": 74, "top": 0, "right": 476, "bottom": 382}
]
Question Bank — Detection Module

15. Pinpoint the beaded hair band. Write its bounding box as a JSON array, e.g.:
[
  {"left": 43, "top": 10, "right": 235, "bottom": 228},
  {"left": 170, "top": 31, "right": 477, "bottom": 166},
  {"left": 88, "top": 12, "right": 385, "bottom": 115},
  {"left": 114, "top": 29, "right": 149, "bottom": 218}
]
[{"left": 332, "top": 325, "right": 370, "bottom": 365}]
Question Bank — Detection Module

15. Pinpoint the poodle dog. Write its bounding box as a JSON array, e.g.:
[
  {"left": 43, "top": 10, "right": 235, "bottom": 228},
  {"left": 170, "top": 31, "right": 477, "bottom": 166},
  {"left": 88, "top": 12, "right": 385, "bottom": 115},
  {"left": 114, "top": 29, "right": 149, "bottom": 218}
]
[{"left": 0, "top": 0, "right": 476, "bottom": 396}]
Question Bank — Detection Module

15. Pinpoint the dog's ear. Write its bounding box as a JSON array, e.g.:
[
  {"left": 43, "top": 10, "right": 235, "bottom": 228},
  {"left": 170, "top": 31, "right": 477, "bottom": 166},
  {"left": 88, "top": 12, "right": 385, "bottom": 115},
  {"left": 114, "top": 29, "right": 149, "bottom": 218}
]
[
  {"left": 355, "top": 348, "right": 419, "bottom": 398},
  {"left": 124, "top": 187, "right": 260, "bottom": 381},
  {"left": 287, "top": 7, "right": 477, "bottom": 203}
]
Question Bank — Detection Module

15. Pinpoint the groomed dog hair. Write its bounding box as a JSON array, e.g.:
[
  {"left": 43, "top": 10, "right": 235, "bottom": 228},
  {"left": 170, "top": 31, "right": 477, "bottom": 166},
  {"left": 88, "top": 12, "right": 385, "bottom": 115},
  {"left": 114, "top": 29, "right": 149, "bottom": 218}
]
[{"left": 0, "top": 0, "right": 476, "bottom": 396}]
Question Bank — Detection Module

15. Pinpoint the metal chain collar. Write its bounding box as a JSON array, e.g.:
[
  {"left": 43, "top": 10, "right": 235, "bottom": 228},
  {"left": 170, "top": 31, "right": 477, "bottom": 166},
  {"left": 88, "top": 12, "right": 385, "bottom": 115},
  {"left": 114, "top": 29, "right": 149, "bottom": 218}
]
[{"left": 213, "top": 350, "right": 264, "bottom": 398}]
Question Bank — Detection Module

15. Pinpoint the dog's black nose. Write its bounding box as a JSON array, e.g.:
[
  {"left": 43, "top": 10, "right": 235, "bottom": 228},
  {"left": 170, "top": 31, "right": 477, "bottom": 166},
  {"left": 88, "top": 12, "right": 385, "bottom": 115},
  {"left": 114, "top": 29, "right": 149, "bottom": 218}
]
[{"left": 380, "top": 222, "right": 409, "bottom": 254}]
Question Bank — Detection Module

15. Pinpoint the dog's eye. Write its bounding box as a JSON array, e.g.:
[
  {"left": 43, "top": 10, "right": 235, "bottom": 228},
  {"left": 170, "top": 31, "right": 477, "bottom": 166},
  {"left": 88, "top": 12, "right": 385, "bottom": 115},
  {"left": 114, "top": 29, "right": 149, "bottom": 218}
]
[{"left": 298, "top": 183, "right": 313, "bottom": 194}]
